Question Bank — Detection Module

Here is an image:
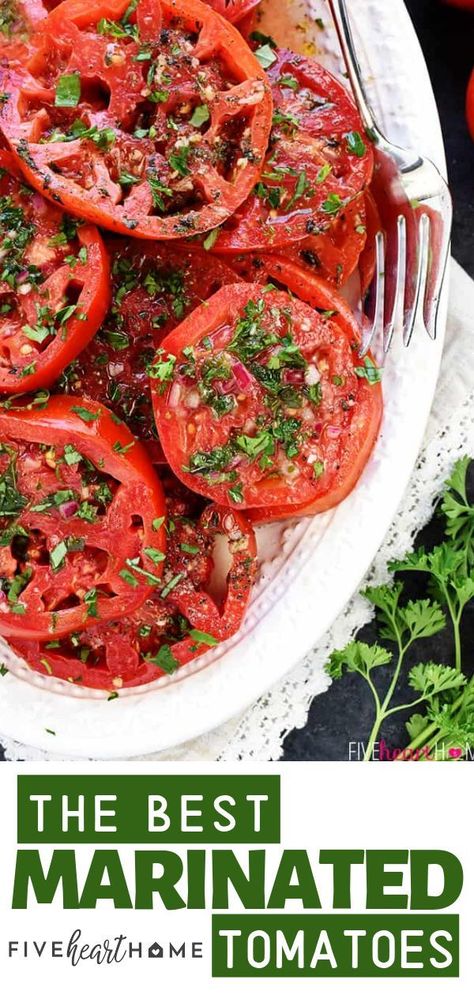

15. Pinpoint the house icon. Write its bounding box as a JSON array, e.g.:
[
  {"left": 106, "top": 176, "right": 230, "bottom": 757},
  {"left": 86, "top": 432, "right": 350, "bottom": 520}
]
[{"left": 148, "top": 942, "right": 164, "bottom": 959}]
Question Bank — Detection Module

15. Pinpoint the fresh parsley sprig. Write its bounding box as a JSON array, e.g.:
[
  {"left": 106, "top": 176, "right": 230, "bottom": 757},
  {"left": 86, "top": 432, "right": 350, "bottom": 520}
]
[{"left": 325, "top": 457, "right": 474, "bottom": 761}]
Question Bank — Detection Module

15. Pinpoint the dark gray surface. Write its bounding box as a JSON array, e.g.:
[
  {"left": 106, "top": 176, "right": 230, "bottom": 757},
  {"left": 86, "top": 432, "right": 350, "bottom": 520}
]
[{"left": 0, "top": 0, "right": 472, "bottom": 762}]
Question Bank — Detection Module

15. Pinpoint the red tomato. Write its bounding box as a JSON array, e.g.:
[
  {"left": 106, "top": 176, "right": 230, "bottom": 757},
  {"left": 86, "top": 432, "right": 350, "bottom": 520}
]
[
  {"left": 0, "top": 0, "right": 272, "bottom": 240},
  {"left": 442, "top": 0, "right": 474, "bottom": 8},
  {"left": 222, "top": 194, "right": 368, "bottom": 290},
  {"left": 12, "top": 501, "right": 257, "bottom": 689},
  {"left": 204, "top": 0, "right": 261, "bottom": 24},
  {"left": 467, "top": 69, "right": 474, "bottom": 141},
  {"left": 239, "top": 257, "right": 383, "bottom": 522},
  {"left": 0, "top": 395, "right": 166, "bottom": 640},
  {"left": 235, "top": 8, "right": 258, "bottom": 39},
  {"left": 151, "top": 282, "right": 382, "bottom": 511},
  {"left": 55, "top": 239, "right": 238, "bottom": 457},
  {"left": 0, "top": 151, "right": 110, "bottom": 393},
  {"left": 214, "top": 48, "right": 374, "bottom": 252}
]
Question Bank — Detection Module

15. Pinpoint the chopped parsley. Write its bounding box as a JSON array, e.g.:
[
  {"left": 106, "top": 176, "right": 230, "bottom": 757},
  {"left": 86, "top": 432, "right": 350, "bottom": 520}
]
[
  {"left": 143, "top": 546, "right": 166, "bottom": 565},
  {"left": 180, "top": 543, "right": 200, "bottom": 555},
  {"left": 71, "top": 406, "right": 99, "bottom": 422},
  {"left": 124, "top": 556, "right": 161, "bottom": 585},
  {"left": 112, "top": 440, "right": 135, "bottom": 455},
  {"left": 254, "top": 43, "right": 277, "bottom": 69},
  {"left": 55, "top": 74, "right": 81, "bottom": 108},
  {"left": 160, "top": 572, "right": 184, "bottom": 599},
  {"left": 0, "top": 450, "right": 27, "bottom": 518},
  {"left": 272, "top": 109, "right": 299, "bottom": 131},
  {"left": 168, "top": 146, "right": 191, "bottom": 176},
  {"left": 354, "top": 357, "right": 383, "bottom": 384},
  {"left": 322, "top": 193, "right": 343, "bottom": 215},
  {"left": 84, "top": 588, "right": 98, "bottom": 618},
  {"left": 146, "top": 644, "right": 178, "bottom": 674},
  {"left": 190, "top": 104, "right": 210, "bottom": 128},
  {"left": 228, "top": 483, "right": 243, "bottom": 504},
  {"left": 186, "top": 444, "right": 234, "bottom": 476},
  {"left": 278, "top": 74, "right": 299, "bottom": 91},
  {"left": 63, "top": 444, "right": 82, "bottom": 466},
  {"left": 345, "top": 131, "right": 367, "bottom": 157},
  {"left": 147, "top": 350, "right": 176, "bottom": 387},
  {"left": 189, "top": 629, "right": 219, "bottom": 646},
  {"left": 203, "top": 227, "right": 220, "bottom": 251},
  {"left": 49, "top": 540, "right": 68, "bottom": 571},
  {"left": 148, "top": 172, "right": 173, "bottom": 210}
]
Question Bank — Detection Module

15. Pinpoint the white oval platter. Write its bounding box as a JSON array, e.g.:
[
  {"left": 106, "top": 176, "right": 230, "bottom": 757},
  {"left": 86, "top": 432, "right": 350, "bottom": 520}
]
[{"left": 0, "top": 0, "right": 449, "bottom": 757}]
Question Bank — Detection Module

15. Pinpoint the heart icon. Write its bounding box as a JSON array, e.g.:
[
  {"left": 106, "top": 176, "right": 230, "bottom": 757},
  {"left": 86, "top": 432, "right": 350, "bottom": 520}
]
[{"left": 449, "top": 747, "right": 463, "bottom": 759}]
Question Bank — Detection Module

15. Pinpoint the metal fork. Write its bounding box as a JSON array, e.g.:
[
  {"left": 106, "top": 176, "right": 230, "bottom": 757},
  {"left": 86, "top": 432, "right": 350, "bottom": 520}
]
[{"left": 327, "top": 0, "right": 453, "bottom": 356}]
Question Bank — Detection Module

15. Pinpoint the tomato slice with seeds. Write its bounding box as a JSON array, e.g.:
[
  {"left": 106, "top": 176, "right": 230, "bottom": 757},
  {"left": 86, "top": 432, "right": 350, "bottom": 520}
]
[
  {"left": 151, "top": 282, "right": 382, "bottom": 510},
  {"left": 285, "top": 194, "right": 367, "bottom": 288},
  {"left": 232, "top": 257, "right": 383, "bottom": 522},
  {"left": 221, "top": 194, "right": 368, "bottom": 290},
  {"left": 0, "top": 150, "right": 110, "bottom": 393},
  {"left": 213, "top": 48, "right": 373, "bottom": 253},
  {"left": 11, "top": 500, "right": 257, "bottom": 689},
  {"left": 55, "top": 239, "right": 238, "bottom": 457},
  {"left": 0, "top": 394, "right": 166, "bottom": 639},
  {"left": 0, "top": 0, "right": 272, "bottom": 240}
]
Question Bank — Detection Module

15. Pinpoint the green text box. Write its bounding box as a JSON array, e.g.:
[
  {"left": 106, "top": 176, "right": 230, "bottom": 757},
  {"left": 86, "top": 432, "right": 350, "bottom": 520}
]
[
  {"left": 18, "top": 775, "right": 280, "bottom": 844},
  {"left": 212, "top": 914, "right": 459, "bottom": 977}
]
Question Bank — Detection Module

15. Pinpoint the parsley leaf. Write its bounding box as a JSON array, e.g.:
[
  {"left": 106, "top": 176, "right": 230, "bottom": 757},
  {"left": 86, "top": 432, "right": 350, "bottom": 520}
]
[{"left": 55, "top": 74, "right": 81, "bottom": 108}]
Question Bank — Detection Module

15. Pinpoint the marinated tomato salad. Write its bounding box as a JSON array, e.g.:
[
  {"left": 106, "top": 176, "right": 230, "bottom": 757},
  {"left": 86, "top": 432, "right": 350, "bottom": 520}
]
[{"left": 0, "top": 0, "right": 382, "bottom": 692}]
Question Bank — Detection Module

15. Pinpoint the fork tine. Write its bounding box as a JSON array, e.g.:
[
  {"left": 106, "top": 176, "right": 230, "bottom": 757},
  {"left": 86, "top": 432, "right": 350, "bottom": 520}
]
[
  {"left": 423, "top": 191, "right": 452, "bottom": 339},
  {"left": 383, "top": 214, "right": 407, "bottom": 353},
  {"left": 403, "top": 212, "right": 431, "bottom": 347},
  {"left": 359, "top": 230, "right": 385, "bottom": 357}
]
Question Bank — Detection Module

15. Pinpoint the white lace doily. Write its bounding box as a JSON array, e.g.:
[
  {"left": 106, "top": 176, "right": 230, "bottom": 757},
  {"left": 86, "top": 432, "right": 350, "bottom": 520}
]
[{"left": 2, "top": 259, "right": 472, "bottom": 763}]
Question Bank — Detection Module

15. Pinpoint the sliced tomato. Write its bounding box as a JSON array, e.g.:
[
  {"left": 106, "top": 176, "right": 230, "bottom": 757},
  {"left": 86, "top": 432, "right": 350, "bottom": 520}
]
[
  {"left": 214, "top": 250, "right": 370, "bottom": 340},
  {"left": 214, "top": 48, "right": 373, "bottom": 252},
  {"left": 11, "top": 500, "right": 257, "bottom": 689},
  {"left": 236, "top": 257, "right": 383, "bottom": 521},
  {"left": 151, "top": 282, "right": 382, "bottom": 511},
  {"left": 0, "top": 394, "right": 166, "bottom": 639},
  {"left": 286, "top": 194, "right": 367, "bottom": 288},
  {"left": 0, "top": 0, "right": 272, "bottom": 239},
  {"left": 204, "top": 0, "right": 261, "bottom": 24},
  {"left": 55, "top": 239, "right": 238, "bottom": 456},
  {"left": 467, "top": 68, "right": 474, "bottom": 141},
  {"left": 222, "top": 194, "right": 368, "bottom": 289},
  {"left": 235, "top": 8, "right": 258, "bottom": 39},
  {"left": 0, "top": 150, "right": 110, "bottom": 393}
]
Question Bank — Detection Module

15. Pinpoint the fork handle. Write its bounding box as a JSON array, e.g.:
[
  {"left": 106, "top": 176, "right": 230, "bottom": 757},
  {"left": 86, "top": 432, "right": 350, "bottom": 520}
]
[{"left": 326, "top": 0, "right": 380, "bottom": 138}]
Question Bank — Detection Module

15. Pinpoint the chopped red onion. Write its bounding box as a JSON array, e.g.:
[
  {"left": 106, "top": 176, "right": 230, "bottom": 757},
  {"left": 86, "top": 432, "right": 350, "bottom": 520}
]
[
  {"left": 231, "top": 359, "right": 253, "bottom": 389},
  {"left": 185, "top": 389, "right": 201, "bottom": 409},
  {"left": 283, "top": 369, "right": 305, "bottom": 385},
  {"left": 59, "top": 500, "right": 79, "bottom": 518},
  {"left": 168, "top": 382, "right": 182, "bottom": 408}
]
